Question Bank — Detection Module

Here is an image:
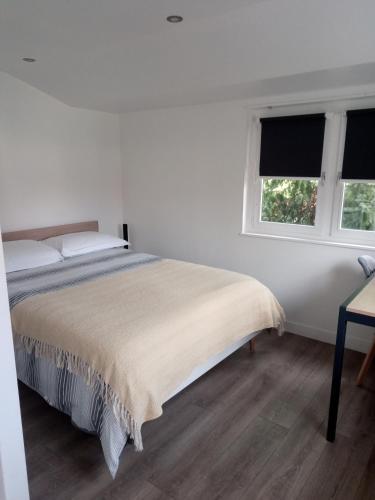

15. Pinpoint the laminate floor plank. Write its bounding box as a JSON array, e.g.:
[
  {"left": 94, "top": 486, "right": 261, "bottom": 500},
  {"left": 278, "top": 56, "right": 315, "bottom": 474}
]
[
  {"left": 297, "top": 431, "right": 374, "bottom": 500},
  {"left": 181, "top": 416, "right": 287, "bottom": 500},
  {"left": 146, "top": 334, "right": 320, "bottom": 498},
  {"left": 259, "top": 339, "right": 332, "bottom": 429},
  {"left": 229, "top": 366, "right": 333, "bottom": 500},
  {"left": 354, "top": 441, "right": 375, "bottom": 500},
  {"left": 19, "top": 332, "right": 375, "bottom": 500}
]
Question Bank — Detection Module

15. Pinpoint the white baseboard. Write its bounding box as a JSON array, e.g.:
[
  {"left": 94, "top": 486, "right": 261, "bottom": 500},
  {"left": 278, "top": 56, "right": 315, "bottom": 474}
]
[{"left": 286, "top": 320, "right": 373, "bottom": 354}]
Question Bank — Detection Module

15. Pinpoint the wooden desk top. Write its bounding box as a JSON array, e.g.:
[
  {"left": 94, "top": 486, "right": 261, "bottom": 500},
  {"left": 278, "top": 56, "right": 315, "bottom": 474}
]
[{"left": 347, "top": 277, "right": 375, "bottom": 318}]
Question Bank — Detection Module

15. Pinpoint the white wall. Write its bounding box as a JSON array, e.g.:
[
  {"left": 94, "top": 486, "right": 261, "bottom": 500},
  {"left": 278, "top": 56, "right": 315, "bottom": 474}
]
[
  {"left": 0, "top": 69, "right": 373, "bottom": 353},
  {"left": 0, "top": 71, "right": 123, "bottom": 235},
  {"left": 120, "top": 101, "right": 375, "bottom": 353},
  {"left": 0, "top": 229, "right": 29, "bottom": 500}
]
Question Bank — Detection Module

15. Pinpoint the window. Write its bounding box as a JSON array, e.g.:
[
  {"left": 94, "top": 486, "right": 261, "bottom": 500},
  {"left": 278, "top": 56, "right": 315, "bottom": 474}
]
[
  {"left": 256, "top": 113, "right": 325, "bottom": 234},
  {"left": 341, "top": 182, "right": 375, "bottom": 231},
  {"left": 331, "top": 107, "right": 375, "bottom": 244},
  {"left": 243, "top": 102, "right": 375, "bottom": 248},
  {"left": 261, "top": 178, "right": 319, "bottom": 226}
]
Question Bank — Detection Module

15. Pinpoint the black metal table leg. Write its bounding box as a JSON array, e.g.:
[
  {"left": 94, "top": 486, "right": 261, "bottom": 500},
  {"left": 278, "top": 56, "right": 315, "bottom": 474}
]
[{"left": 326, "top": 306, "right": 347, "bottom": 442}]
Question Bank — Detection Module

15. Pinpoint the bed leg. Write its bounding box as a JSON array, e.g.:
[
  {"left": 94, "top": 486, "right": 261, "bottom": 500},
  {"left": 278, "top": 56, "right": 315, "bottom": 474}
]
[{"left": 249, "top": 339, "right": 256, "bottom": 353}]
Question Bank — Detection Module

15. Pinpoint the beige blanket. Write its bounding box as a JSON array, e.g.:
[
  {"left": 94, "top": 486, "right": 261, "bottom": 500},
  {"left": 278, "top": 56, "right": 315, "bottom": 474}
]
[{"left": 12, "top": 259, "right": 285, "bottom": 448}]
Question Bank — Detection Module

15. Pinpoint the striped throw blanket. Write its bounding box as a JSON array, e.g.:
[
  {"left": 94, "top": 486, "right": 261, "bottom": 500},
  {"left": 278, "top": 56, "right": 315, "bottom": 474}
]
[{"left": 7, "top": 249, "right": 160, "bottom": 309}]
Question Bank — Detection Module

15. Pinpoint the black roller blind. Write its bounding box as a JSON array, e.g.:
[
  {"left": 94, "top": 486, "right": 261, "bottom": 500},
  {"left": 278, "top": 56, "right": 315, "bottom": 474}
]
[
  {"left": 259, "top": 114, "right": 325, "bottom": 177},
  {"left": 342, "top": 108, "right": 375, "bottom": 180}
]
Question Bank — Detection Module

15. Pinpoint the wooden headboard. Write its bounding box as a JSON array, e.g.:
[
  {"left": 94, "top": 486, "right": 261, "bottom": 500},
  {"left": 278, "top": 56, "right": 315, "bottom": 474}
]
[{"left": 2, "top": 221, "right": 99, "bottom": 242}]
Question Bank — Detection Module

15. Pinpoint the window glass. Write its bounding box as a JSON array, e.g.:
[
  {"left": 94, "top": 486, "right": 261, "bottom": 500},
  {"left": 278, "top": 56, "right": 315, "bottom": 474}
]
[
  {"left": 261, "top": 179, "right": 318, "bottom": 226},
  {"left": 341, "top": 182, "right": 375, "bottom": 231}
]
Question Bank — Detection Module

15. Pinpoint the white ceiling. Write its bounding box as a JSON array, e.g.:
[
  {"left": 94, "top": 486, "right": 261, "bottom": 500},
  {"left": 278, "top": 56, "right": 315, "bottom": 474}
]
[{"left": 1, "top": 0, "right": 375, "bottom": 113}]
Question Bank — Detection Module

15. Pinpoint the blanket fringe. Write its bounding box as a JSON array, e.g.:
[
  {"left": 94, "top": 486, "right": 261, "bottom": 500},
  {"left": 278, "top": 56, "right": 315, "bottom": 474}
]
[{"left": 15, "top": 334, "right": 143, "bottom": 451}]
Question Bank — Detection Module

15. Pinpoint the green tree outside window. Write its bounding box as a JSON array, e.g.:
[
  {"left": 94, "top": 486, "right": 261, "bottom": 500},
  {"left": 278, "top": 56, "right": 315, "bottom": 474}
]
[
  {"left": 261, "top": 179, "right": 318, "bottom": 226},
  {"left": 342, "top": 183, "right": 375, "bottom": 231}
]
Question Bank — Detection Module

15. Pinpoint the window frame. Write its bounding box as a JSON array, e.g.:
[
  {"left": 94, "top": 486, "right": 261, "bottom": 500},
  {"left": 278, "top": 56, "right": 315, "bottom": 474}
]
[
  {"left": 242, "top": 100, "right": 375, "bottom": 249},
  {"left": 330, "top": 114, "right": 375, "bottom": 245}
]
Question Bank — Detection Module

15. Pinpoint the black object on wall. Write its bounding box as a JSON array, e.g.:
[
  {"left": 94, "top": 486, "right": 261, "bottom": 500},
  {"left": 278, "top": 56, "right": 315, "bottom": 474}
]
[
  {"left": 342, "top": 108, "right": 375, "bottom": 180},
  {"left": 259, "top": 113, "right": 326, "bottom": 178},
  {"left": 123, "top": 224, "right": 128, "bottom": 249}
]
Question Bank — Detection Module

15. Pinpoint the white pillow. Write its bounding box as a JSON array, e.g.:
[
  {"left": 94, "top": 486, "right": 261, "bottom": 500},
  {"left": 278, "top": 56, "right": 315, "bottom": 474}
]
[
  {"left": 3, "top": 240, "right": 63, "bottom": 273},
  {"left": 43, "top": 231, "right": 128, "bottom": 257}
]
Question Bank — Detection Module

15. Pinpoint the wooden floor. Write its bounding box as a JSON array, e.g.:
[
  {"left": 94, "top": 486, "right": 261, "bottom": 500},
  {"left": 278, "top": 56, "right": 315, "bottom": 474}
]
[{"left": 20, "top": 332, "right": 375, "bottom": 500}]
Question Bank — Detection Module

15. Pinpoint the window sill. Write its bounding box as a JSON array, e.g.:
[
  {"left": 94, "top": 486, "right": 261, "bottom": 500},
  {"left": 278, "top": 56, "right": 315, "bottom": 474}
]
[{"left": 239, "top": 231, "right": 375, "bottom": 252}]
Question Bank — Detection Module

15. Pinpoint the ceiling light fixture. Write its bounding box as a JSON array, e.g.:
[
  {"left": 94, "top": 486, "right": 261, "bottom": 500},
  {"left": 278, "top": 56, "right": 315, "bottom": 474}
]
[
  {"left": 166, "top": 15, "right": 183, "bottom": 23},
  {"left": 22, "top": 57, "right": 36, "bottom": 62}
]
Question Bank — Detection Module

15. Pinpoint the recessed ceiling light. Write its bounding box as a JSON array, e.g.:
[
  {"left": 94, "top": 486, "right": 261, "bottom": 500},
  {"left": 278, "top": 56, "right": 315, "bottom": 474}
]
[
  {"left": 22, "top": 57, "right": 36, "bottom": 62},
  {"left": 166, "top": 15, "right": 183, "bottom": 23}
]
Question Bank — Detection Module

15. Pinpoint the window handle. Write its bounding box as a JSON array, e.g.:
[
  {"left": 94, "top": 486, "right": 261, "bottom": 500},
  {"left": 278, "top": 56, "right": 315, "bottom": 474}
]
[{"left": 321, "top": 172, "right": 326, "bottom": 186}]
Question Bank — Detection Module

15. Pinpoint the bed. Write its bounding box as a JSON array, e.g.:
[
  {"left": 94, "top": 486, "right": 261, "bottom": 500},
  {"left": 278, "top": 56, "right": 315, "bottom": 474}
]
[{"left": 4, "top": 221, "right": 285, "bottom": 477}]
